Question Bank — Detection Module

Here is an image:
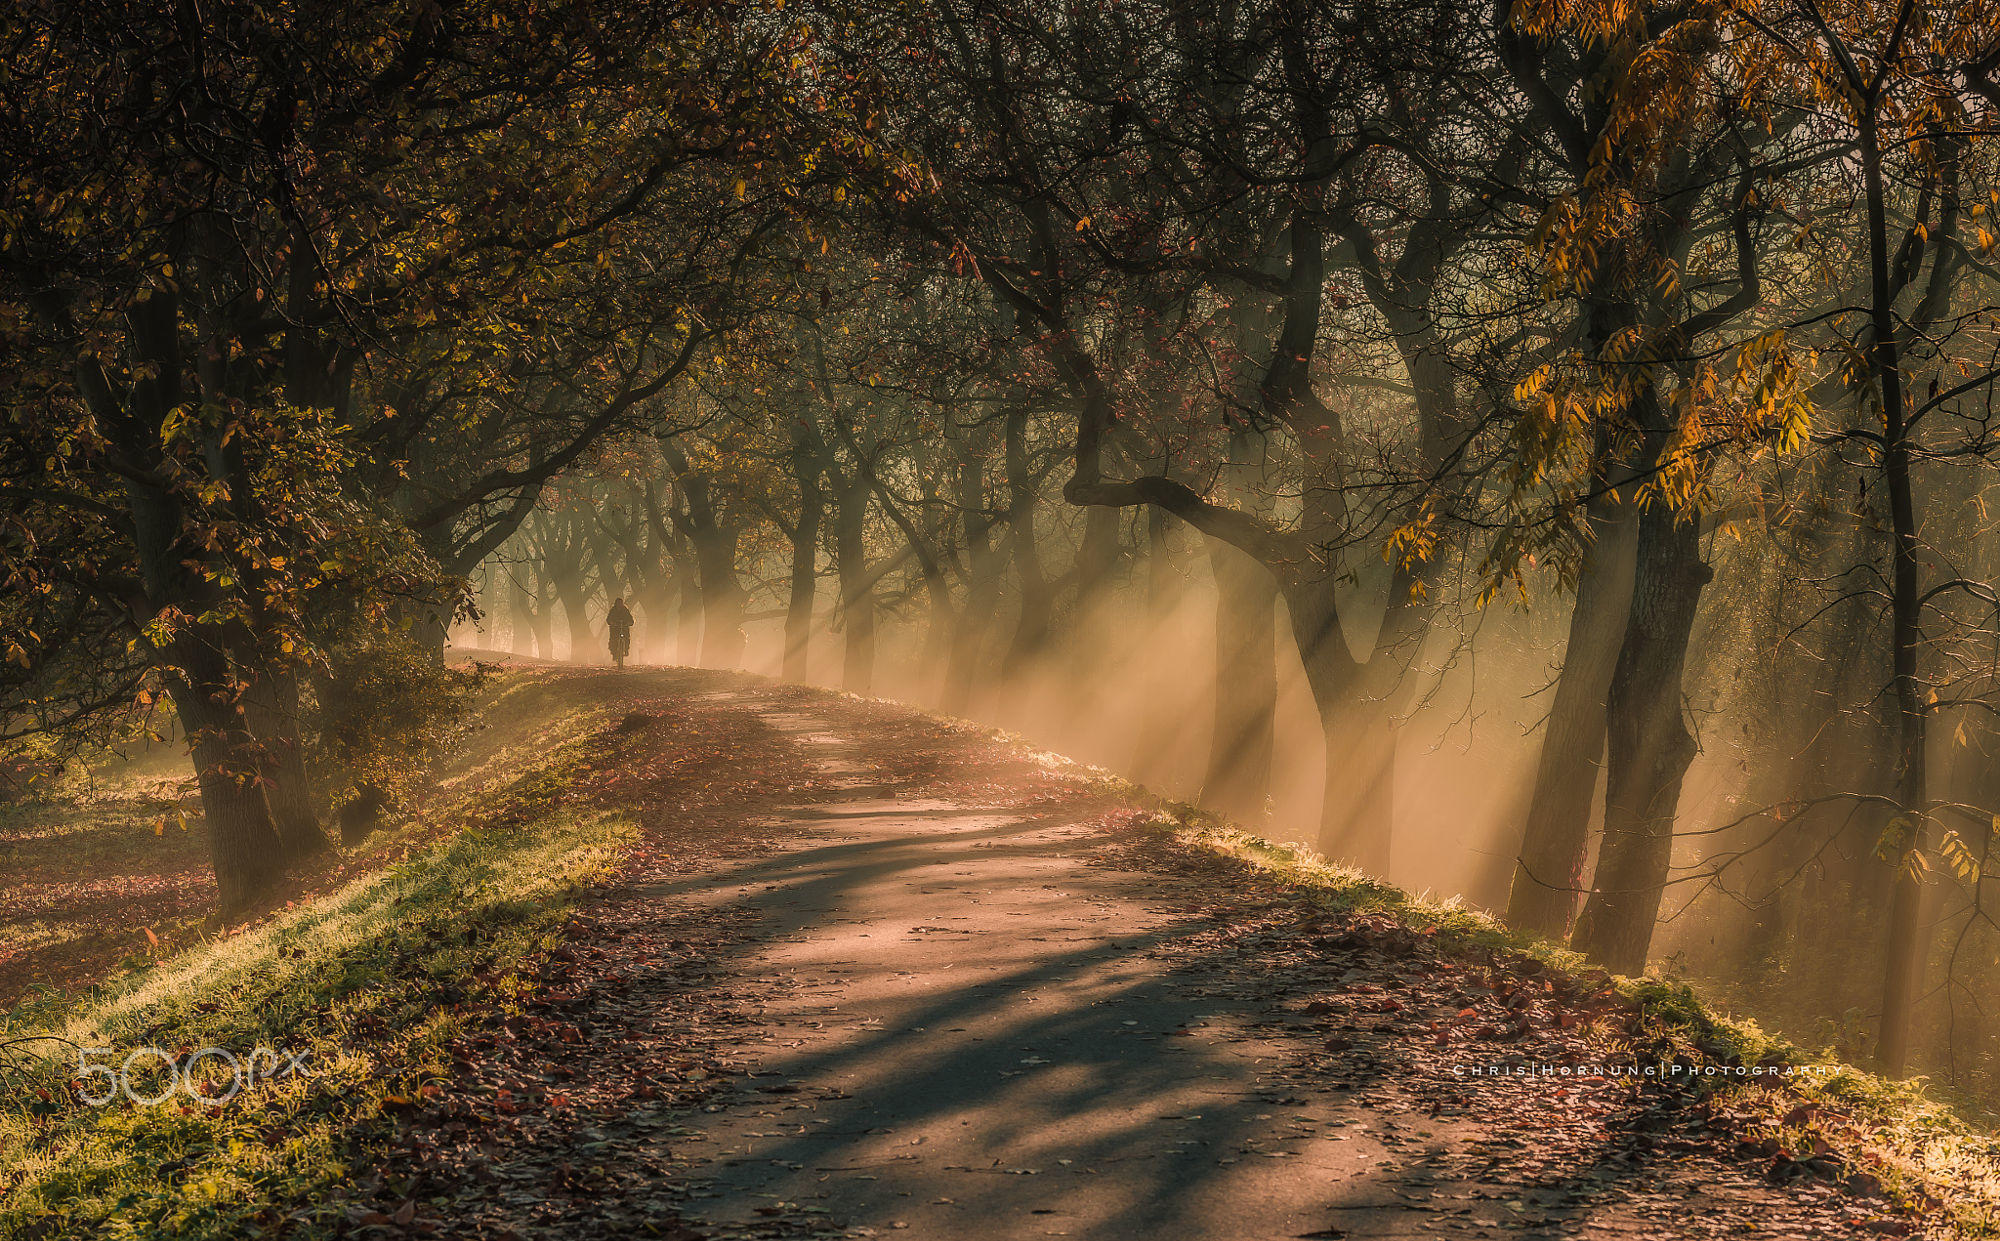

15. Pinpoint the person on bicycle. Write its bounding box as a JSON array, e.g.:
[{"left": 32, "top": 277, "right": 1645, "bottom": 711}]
[{"left": 606, "top": 596, "right": 635, "bottom": 669}]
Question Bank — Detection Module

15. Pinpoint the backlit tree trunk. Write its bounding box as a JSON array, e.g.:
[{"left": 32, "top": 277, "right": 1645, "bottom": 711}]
[
  {"left": 693, "top": 525, "right": 746, "bottom": 671},
  {"left": 1204, "top": 538, "right": 1276, "bottom": 826},
  {"left": 835, "top": 475, "right": 875, "bottom": 693},
  {"left": 673, "top": 537, "right": 703, "bottom": 666},
  {"left": 784, "top": 423, "right": 824, "bottom": 683},
  {"left": 1570, "top": 495, "right": 1711, "bottom": 974},
  {"left": 1003, "top": 407, "right": 1052, "bottom": 672},
  {"left": 243, "top": 663, "right": 331, "bottom": 862},
  {"left": 556, "top": 576, "right": 594, "bottom": 664},
  {"left": 167, "top": 640, "right": 287, "bottom": 911},
  {"left": 529, "top": 573, "right": 556, "bottom": 659},
  {"left": 943, "top": 449, "right": 997, "bottom": 714},
  {"left": 1508, "top": 501, "right": 1639, "bottom": 937}
]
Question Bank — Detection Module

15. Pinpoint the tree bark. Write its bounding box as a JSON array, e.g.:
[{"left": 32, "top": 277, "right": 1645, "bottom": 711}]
[
  {"left": 784, "top": 425, "right": 824, "bottom": 682},
  {"left": 1507, "top": 501, "right": 1639, "bottom": 936},
  {"left": 167, "top": 648, "right": 286, "bottom": 911},
  {"left": 673, "top": 538, "right": 703, "bottom": 666},
  {"left": 1204, "top": 537, "right": 1277, "bottom": 825},
  {"left": 835, "top": 475, "right": 875, "bottom": 693},
  {"left": 943, "top": 449, "right": 996, "bottom": 713},
  {"left": 1570, "top": 498, "right": 1711, "bottom": 974},
  {"left": 529, "top": 572, "right": 556, "bottom": 659},
  {"left": 1073, "top": 504, "right": 1121, "bottom": 621},
  {"left": 508, "top": 571, "right": 536, "bottom": 657},
  {"left": 1002, "top": 407, "right": 1052, "bottom": 672},
  {"left": 1862, "top": 104, "right": 1933, "bottom": 1078},
  {"left": 555, "top": 575, "right": 594, "bottom": 664},
  {"left": 1282, "top": 581, "right": 1393, "bottom": 873},
  {"left": 691, "top": 525, "right": 746, "bottom": 670},
  {"left": 242, "top": 663, "right": 331, "bottom": 862}
]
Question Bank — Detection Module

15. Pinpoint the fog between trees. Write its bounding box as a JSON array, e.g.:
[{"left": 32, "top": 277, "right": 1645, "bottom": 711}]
[{"left": 7, "top": 0, "right": 2000, "bottom": 1108}]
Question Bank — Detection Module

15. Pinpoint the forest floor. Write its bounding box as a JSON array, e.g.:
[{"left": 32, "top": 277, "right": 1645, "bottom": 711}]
[{"left": 318, "top": 663, "right": 1927, "bottom": 1241}]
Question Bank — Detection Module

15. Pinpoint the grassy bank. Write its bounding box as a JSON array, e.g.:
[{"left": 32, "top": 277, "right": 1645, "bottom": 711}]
[
  {"left": 0, "top": 707, "right": 634, "bottom": 1240},
  {"left": 1148, "top": 804, "right": 2000, "bottom": 1238}
]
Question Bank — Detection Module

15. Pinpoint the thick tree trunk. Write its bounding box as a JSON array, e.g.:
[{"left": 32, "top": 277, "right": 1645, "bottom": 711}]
[
  {"left": 670, "top": 541, "right": 702, "bottom": 666},
  {"left": 1507, "top": 503, "right": 1639, "bottom": 937},
  {"left": 1284, "top": 581, "right": 1392, "bottom": 873},
  {"left": 1324, "top": 697, "right": 1398, "bottom": 871},
  {"left": 242, "top": 664, "right": 330, "bottom": 862},
  {"left": 638, "top": 582, "right": 670, "bottom": 663},
  {"left": 508, "top": 573, "right": 536, "bottom": 657},
  {"left": 918, "top": 567, "right": 954, "bottom": 692},
  {"left": 1002, "top": 407, "right": 1052, "bottom": 672},
  {"left": 414, "top": 603, "right": 451, "bottom": 662},
  {"left": 692, "top": 527, "right": 745, "bottom": 671},
  {"left": 1126, "top": 506, "right": 1188, "bottom": 789},
  {"left": 1569, "top": 500, "right": 1711, "bottom": 975},
  {"left": 529, "top": 575, "right": 556, "bottom": 659},
  {"left": 168, "top": 659, "right": 286, "bottom": 911},
  {"left": 1200, "top": 425, "right": 1280, "bottom": 822},
  {"left": 556, "top": 579, "right": 593, "bottom": 664},
  {"left": 835, "top": 477, "right": 875, "bottom": 693},
  {"left": 1204, "top": 537, "right": 1277, "bottom": 825},
  {"left": 784, "top": 529, "right": 817, "bottom": 682},
  {"left": 785, "top": 448, "right": 823, "bottom": 683},
  {"left": 1073, "top": 504, "right": 1121, "bottom": 621},
  {"left": 943, "top": 454, "right": 996, "bottom": 714}
]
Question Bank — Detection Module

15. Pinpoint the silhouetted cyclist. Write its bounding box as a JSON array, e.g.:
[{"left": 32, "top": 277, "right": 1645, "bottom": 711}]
[{"left": 607, "top": 597, "right": 634, "bottom": 669}]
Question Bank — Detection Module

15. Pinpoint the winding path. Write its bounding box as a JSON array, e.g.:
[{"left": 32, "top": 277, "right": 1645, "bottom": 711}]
[{"left": 377, "top": 667, "right": 1911, "bottom": 1241}]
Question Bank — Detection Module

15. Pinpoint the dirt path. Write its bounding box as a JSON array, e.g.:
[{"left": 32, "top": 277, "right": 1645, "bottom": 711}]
[{"left": 359, "top": 669, "right": 1914, "bottom": 1241}]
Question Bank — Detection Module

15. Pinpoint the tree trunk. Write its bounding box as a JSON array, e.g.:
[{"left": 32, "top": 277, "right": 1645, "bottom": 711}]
[
  {"left": 1569, "top": 500, "right": 1711, "bottom": 975},
  {"left": 508, "top": 572, "right": 536, "bottom": 657},
  {"left": 1324, "top": 697, "right": 1398, "bottom": 872},
  {"left": 243, "top": 663, "right": 331, "bottom": 862},
  {"left": 1002, "top": 408, "right": 1052, "bottom": 672},
  {"left": 1283, "top": 581, "right": 1392, "bottom": 873},
  {"left": 1200, "top": 425, "right": 1280, "bottom": 822},
  {"left": 556, "top": 578, "right": 594, "bottom": 664},
  {"left": 1204, "top": 536, "right": 1277, "bottom": 825},
  {"left": 1863, "top": 106, "right": 1934, "bottom": 1079},
  {"left": 1073, "top": 503, "right": 1121, "bottom": 622},
  {"left": 918, "top": 569, "right": 954, "bottom": 693},
  {"left": 168, "top": 656, "right": 286, "bottom": 912},
  {"left": 943, "top": 452, "right": 995, "bottom": 714},
  {"left": 785, "top": 438, "right": 823, "bottom": 683},
  {"left": 529, "top": 574, "right": 555, "bottom": 659},
  {"left": 638, "top": 579, "right": 671, "bottom": 663},
  {"left": 670, "top": 539, "right": 702, "bottom": 665},
  {"left": 1128, "top": 506, "right": 1188, "bottom": 789},
  {"left": 835, "top": 476, "right": 875, "bottom": 693},
  {"left": 1507, "top": 502, "right": 1639, "bottom": 937},
  {"left": 693, "top": 525, "right": 746, "bottom": 670}
]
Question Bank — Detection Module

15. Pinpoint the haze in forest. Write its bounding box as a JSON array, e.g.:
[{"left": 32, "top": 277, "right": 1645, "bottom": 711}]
[{"left": 7, "top": 0, "right": 2000, "bottom": 1127}]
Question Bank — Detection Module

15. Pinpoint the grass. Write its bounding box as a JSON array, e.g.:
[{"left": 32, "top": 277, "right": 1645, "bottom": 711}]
[
  {"left": 0, "top": 693, "right": 636, "bottom": 1241},
  {"left": 1143, "top": 802, "right": 2000, "bottom": 1238}
]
